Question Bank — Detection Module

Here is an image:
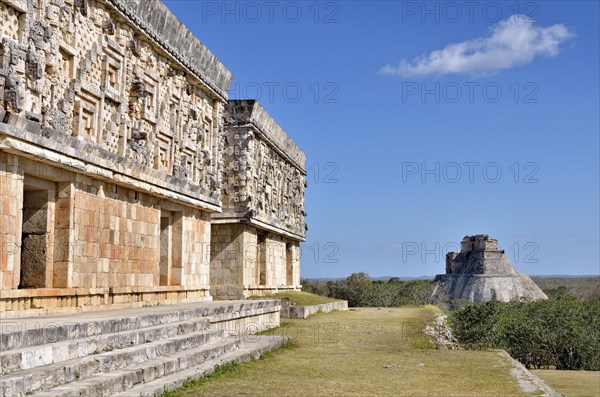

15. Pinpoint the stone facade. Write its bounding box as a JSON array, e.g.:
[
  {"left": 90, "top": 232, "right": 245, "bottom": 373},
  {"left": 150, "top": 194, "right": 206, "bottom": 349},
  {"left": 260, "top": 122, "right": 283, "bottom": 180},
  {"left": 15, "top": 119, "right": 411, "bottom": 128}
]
[
  {"left": 432, "top": 235, "right": 547, "bottom": 303},
  {"left": 210, "top": 100, "right": 306, "bottom": 300},
  {"left": 0, "top": 0, "right": 306, "bottom": 316}
]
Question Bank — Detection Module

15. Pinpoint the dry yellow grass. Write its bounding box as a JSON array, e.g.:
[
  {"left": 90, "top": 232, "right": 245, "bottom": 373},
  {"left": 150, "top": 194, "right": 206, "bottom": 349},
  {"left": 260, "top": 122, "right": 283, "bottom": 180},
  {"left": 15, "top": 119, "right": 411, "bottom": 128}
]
[
  {"left": 170, "top": 307, "right": 526, "bottom": 397},
  {"left": 533, "top": 369, "right": 600, "bottom": 397}
]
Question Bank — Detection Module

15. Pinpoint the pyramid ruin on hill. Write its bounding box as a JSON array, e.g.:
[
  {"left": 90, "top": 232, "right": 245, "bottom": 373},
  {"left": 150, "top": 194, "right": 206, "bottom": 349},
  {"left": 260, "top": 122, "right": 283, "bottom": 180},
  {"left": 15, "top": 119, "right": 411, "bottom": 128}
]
[{"left": 432, "top": 235, "right": 547, "bottom": 303}]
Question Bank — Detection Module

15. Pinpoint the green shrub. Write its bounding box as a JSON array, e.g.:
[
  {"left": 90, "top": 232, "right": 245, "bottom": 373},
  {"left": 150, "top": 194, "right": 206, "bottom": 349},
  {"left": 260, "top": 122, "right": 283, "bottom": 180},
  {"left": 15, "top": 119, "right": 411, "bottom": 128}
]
[{"left": 449, "top": 296, "right": 600, "bottom": 370}]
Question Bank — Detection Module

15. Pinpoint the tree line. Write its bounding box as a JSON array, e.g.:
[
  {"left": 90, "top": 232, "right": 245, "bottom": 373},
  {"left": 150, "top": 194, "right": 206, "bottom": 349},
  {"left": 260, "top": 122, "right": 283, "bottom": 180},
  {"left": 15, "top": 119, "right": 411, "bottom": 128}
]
[{"left": 301, "top": 273, "right": 438, "bottom": 307}]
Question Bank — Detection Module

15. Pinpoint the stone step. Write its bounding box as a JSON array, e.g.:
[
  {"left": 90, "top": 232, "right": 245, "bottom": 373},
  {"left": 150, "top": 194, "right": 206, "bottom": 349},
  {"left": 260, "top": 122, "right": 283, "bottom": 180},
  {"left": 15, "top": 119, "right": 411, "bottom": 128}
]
[
  {"left": 28, "top": 337, "right": 247, "bottom": 397},
  {"left": 1, "top": 329, "right": 224, "bottom": 397},
  {"left": 113, "top": 336, "right": 288, "bottom": 397},
  {"left": 0, "top": 300, "right": 280, "bottom": 352},
  {"left": 0, "top": 306, "right": 216, "bottom": 352},
  {"left": 0, "top": 315, "right": 211, "bottom": 375}
]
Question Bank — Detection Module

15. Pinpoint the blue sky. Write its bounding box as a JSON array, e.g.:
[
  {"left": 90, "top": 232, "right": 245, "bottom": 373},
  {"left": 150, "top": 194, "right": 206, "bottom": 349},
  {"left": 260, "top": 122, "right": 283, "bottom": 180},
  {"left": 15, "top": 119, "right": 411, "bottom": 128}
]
[{"left": 164, "top": 1, "right": 599, "bottom": 278}]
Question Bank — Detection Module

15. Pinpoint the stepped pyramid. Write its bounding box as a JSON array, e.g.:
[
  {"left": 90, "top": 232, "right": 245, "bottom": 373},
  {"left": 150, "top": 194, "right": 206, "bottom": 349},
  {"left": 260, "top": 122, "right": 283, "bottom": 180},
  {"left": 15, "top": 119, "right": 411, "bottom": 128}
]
[{"left": 432, "top": 235, "right": 547, "bottom": 303}]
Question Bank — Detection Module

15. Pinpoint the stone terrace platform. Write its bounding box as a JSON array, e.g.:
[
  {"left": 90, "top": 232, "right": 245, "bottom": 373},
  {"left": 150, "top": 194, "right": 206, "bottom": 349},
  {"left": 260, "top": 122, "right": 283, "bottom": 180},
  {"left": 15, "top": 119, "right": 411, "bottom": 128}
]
[{"left": 0, "top": 300, "right": 286, "bottom": 397}]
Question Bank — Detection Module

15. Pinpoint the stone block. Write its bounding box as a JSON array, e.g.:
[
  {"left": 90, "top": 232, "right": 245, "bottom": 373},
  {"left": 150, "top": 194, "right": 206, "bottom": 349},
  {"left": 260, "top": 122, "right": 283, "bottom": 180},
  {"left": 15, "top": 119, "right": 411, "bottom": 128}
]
[{"left": 20, "top": 234, "right": 49, "bottom": 288}]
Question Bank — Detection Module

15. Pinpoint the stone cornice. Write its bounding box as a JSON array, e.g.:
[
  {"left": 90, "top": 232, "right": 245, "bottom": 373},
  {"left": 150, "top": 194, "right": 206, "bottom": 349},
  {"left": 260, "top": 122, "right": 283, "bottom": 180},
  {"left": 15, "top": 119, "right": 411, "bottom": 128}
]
[
  {"left": 211, "top": 214, "right": 306, "bottom": 241},
  {"left": 225, "top": 100, "right": 307, "bottom": 173},
  {"left": 106, "top": 0, "right": 233, "bottom": 99},
  {"left": 0, "top": 121, "right": 222, "bottom": 212}
]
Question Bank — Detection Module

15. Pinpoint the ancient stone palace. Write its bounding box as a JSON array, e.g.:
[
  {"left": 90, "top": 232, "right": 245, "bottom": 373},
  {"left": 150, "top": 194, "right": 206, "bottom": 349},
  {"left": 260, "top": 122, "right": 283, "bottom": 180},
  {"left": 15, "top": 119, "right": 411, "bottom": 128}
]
[
  {"left": 211, "top": 100, "right": 305, "bottom": 300},
  {"left": 0, "top": 0, "right": 306, "bottom": 317}
]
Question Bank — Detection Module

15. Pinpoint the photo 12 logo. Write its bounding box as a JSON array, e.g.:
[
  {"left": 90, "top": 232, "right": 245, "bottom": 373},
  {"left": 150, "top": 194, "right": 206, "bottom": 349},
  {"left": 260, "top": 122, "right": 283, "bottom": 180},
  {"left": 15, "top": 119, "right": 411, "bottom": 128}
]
[
  {"left": 303, "top": 241, "right": 340, "bottom": 264},
  {"left": 199, "top": 2, "right": 340, "bottom": 24},
  {"left": 0, "top": 240, "right": 147, "bottom": 265},
  {"left": 400, "top": 1, "right": 539, "bottom": 23},
  {"left": 401, "top": 81, "right": 540, "bottom": 104},
  {"left": 401, "top": 162, "right": 540, "bottom": 184},
  {"left": 400, "top": 241, "right": 539, "bottom": 264},
  {"left": 229, "top": 81, "right": 340, "bottom": 104},
  {"left": 308, "top": 162, "right": 340, "bottom": 184}
]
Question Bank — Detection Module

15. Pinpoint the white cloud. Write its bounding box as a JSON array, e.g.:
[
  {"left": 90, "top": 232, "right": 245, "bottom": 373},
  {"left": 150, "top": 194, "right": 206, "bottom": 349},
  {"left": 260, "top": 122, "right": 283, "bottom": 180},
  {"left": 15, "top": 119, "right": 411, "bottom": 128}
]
[{"left": 381, "top": 15, "right": 574, "bottom": 78}]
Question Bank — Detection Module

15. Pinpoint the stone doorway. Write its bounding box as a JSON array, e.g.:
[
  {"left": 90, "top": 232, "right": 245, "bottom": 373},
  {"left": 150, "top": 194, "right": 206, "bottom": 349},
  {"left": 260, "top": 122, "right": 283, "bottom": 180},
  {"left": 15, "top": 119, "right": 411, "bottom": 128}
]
[
  {"left": 159, "top": 210, "right": 182, "bottom": 286},
  {"left": 19, "top": 177, "right": 55, "bottom": 289}
]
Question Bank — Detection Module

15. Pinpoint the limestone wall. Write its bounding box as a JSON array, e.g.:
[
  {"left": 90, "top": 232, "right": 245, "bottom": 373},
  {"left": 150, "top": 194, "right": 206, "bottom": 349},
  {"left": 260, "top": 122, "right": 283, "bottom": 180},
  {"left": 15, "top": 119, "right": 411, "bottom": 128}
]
[
  {"left": 225, "top": 100, "right": 306, "bottom": 172},
  {"left": 72, "top": 175, "right": 160, "bottom": 289},
  {"left": 181, "top": 207, "right": 211, "bottom": 288},
  {"left": 448, "top": 235, "right": 519, "bottom": 276},
  {"left": 260, "top": 234, "right": 281, "bottom": 286},
  {"left": 210, "top": 223, "right": 245, "bottom": 300},
  {"left": 0, "top": 0, "right": 232, "bottom": 314},
  {"left": 209, "top": 100, "right": 306, "bottom": 300},
  {"left": 69, "top": 178, "right": 210, "bottom": 289},
  {"left": 0, "top": 153, "right": 215, "bottom": 317},
  {"left": 217, "top": 100, "right": 306, "bottom": 240},
  {"left": 0, "top": 0, "right": 230, "bottom": 205},
  {"left": 280, "top": 299, "right": 348, "bottom": 319},
  {"left": 241, "top": 226, "right": 259, "bottom": 287},
  {"left": 286, "top": 241, "right": 301, "bottom": 287},
  {"left": 0, "top": 152, "right": 22, "bottom": 290},
  {"left": 0, "top": 1, "right": 308, "bottom": 314},
  {"left": 210, "top": 223, "right": 301, "bottom": 300}
]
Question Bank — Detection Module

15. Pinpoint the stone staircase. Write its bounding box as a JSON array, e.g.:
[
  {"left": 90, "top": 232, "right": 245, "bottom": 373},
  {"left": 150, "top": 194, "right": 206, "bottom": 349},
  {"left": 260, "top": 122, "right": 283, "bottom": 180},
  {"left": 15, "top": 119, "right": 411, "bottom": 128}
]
[{"left": 0, "top": 300, "right": 286, "bottom": 397}]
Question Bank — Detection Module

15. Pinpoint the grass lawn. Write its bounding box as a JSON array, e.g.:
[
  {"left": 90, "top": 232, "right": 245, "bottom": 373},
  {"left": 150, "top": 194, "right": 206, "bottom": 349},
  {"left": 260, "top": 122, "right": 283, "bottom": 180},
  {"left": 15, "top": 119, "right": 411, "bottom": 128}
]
[
  {"left": 165, "top": 306, "right": 527, "bottom": 397},
  {"left": 248, "top": 291, "right": 343, "bottom": 306},
  {"left": 533, "top": 369, "right": 600, "bottom": 397}
]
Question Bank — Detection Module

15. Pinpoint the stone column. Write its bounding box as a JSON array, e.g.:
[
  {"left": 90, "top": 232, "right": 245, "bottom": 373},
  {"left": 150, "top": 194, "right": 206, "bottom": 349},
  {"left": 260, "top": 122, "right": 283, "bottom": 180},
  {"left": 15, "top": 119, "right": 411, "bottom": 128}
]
[
  {"left": 53, "top": 182, "right": 74, "bottom": 288},
  {"left": 0, "top": 153, "right": 24, "bottom": 289}
]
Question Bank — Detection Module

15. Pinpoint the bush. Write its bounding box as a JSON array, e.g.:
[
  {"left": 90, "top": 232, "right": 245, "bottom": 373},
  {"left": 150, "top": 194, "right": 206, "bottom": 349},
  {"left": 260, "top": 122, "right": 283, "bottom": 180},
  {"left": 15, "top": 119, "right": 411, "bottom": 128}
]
[{"left": 449, "top": 296, "right": 600, "bottom": 370}]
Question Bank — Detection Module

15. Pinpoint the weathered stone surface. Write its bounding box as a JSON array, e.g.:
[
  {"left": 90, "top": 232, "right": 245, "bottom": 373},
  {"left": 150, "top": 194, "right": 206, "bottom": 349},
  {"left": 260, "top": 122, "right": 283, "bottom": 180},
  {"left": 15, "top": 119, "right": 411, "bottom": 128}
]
[
  {"left": 209, "top": 101, "right": 306, "bottom": 300},
  {"left": 0, "top": 301, "right": 283, "bottom": 396},
  {"left": 432, "top": 235, "right": 547, "bottom": 303},
  {"left": 225, "top": 100, "right": 307, "bottom": 170},
  {"left": 0, "top": 0, "right": 228, "bottom": 204},
  {"left": 20, "top": 234, "right": 48, "bottom": 288},
  {"left": 218, "top": 100, "right": 307, "bottom": 239},
  {"left": 279, "top": 298, "right": 348, "bottom": 319},
  {"left": 106, "top": 0, "right": 232, "bottom": 98},
  {"left": 0, "top": 0, "right": 306, "bottom": 315},
  {"left": 21, "top": 190, "right": 48, "bottom": 233}
]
